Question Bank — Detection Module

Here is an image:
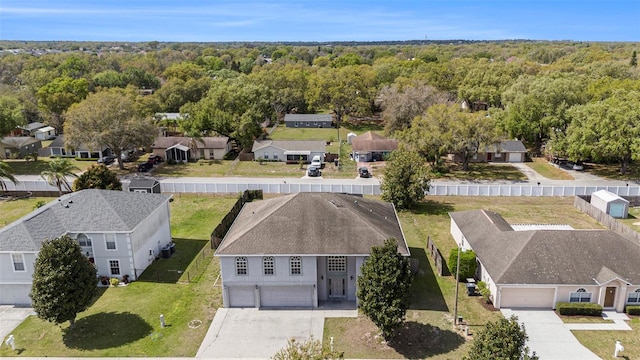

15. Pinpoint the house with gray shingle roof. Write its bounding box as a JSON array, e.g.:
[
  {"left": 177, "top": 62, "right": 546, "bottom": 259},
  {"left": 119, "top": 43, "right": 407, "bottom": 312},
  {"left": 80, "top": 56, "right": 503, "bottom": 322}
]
[
  {"left": 215, "top": 192, "right": 409, "bottom": 308},
  {"left": 151, "top": 136, "right": 230, "bottom": 163},
  {"left": 284, "top": 114, "right": 333, "bottom": 128},
  {"left": 351, "top": 132, "right": 398, "bottom": 162},
  {"left": 0, "top": 189, "right": 172, "bottom": 305},
  {"left": 450, "top": 209, "right": 640, "bottom": 312},
  {"left": 448, "top": 140, "right": 527, "bottom": 163},
  {"left": 1, "top": 137, "right": 41, "bottom": 159},
  {"left": 251, "top": 140, "right": 326, "bottom": 163}
]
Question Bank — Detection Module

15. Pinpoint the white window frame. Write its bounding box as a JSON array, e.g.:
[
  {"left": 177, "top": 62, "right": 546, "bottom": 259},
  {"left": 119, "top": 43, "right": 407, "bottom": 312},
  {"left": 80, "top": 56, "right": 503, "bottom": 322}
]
[
  {"left": 109, "top": 259, "right": 120, "bottom": 276},
  {"left": 77, "top": 233, "right": 91, "bottom": 247},
  {"left": 273, "top": 152, "right": 278, "bottom": 160},
  {"left": 105, "top": 234, "right": 117, "bottom": 250},
  {"left": 290, "top": 256, "right": 302, "bottom": 275},
  {"left": 627, "top": 289, "right": 640, "bottom": 304},
  {"left": 264, "top": 153, "right": 269, "bottom": 160},
  {"left": 11, "top": 253, "right": 26, "bottom": 272},
  {"left": 569, "top": 288, "right": 592, "bottom": 303},
  {"left": 263, "top": 256, "right": 275, "bottom": 275},
  {"left": 235, "top": 257, "right": 248, "bottom": 276}
]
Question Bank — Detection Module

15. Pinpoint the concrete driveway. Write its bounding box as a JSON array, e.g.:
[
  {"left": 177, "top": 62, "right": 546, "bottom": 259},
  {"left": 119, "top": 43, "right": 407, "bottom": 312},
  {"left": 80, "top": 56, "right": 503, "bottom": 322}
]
[
  {"left": 501, "top": 309, "right": 599, "bottom": 360},
  {"left": 0, "top": 305, "right": 34, "bottom": 343},
  {"left": 196, "top": 308, "right": 356, "bottom": 358}
]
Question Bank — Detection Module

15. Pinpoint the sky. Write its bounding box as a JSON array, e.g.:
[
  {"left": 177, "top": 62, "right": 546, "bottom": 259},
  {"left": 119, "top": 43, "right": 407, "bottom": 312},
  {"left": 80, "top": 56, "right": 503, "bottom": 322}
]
[{"left": 0, "top": 0, "right": 639, "bottom": 42}]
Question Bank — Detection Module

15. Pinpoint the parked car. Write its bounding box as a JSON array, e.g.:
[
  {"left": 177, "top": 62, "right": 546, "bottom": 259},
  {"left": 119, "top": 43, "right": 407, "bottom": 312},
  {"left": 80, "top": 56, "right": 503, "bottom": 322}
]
[
  {"left": 307, "top": 166, "right": 321, "bottom": 177},
  {"left": 137, "top": 162, "right": 153, "bottom": 172},
  {"left": 97, "top": 155, "right": 116, "bottom": 165},
  {"left": 121, "top": 151, "right": 138, "bottom": 162},
  {"left": 358, "top": 167, "right": 371, "bottom": 178},
  {"left": 310, "top": 155, "right": 322, "bottom": 169},
  {"left": 147, "top": 155, "right": 164, "bottom": 164}
]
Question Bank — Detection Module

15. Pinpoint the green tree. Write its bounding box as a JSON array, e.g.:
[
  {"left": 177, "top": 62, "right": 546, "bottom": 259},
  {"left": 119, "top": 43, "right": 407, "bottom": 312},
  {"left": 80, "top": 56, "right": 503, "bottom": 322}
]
[
  {"left": 0, "top": 160, "right": 18, "bottom": 192},
  {"left": 631, "top": 50, "right": 637, "bottom": 67},
  {"left": 271, "top": 336, "right": 343, "bottom": 360},
  {"left": 448, "top": 110, "right": 498, "bottom": 171},
  {"left": 30, "top": 235, "right": 97, "bottom": 330},
  {"left": 448, "top": 248, "right": 477, "bottom": 280},
  {"left": 40, "top": 158, "right": 80, "bottom": 196},
  {"left": 36, "top": 76, "right": 89, "bottom": 131},
  {"left": 397, "top": 103, "right": 454, "bottom": 168},
  {"left": 464, "top": 315, "right": 538, "bottom": 360},
  {"left": 357, "top": 238, "right": 413, "bottom": 340},
  {"left": 0, "top": 95, "right": 25, "bottom": 136},
  {"left": 380, "top": 148, "right": 431, "bottom": 210},
  {"left": 73, "top": 164, "right": 122, "bottom": 191},
  {"left": 64, "top": 89, "right": 157, "bottom": 170}
]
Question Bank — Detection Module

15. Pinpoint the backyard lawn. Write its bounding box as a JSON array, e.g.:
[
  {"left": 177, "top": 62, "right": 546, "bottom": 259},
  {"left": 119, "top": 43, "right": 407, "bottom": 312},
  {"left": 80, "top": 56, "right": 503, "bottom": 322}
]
[
  {"left": 3, "top": 158, "right": 95, "bottom": 175},
  {"left": 0, "top": 197, "right": 54, "bottom": 228},
  {"left": 525, "top": 157, "right": 575, "bottom": 180},
  {"left": 433, "top": 161, "right": 528, "bottom": 182}
]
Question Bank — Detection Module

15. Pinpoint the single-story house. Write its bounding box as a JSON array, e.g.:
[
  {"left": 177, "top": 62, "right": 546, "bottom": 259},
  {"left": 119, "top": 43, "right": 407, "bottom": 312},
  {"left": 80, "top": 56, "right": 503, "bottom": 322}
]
[
  {"left": 151, "top": 136, "right": 230, "bottom": 163},
  {"left": 450, "top": 209, "right": 640, "bottom": 312},
  {"left": 44, "top": 135, "right": 110, "bottom": 159},
  {"left": 448, "top": 140, "right": 527, "bottom": 163},
  {"left": 590, "top": 190, "right": 629, "bottom": 219},
  {"left": 252, "top": 140, "right": 326, "bottom": 163},
  {"left": 1, "top": 137, "right": 42, "bottom": 159},
  {"left": 351, "top": 132, "right": 398, "bottom": 162},
  {"left": 16, "top": 122, "right": 46, "bottom": 137},
  {"left": 284, "top": 114, "right": 333, "bottom": 128},
  {"left": 34, "top": 126, "right": 57, "bottom": 140},
  {"left": 127, "top": 177, "right": 161, "bottom": 194},
  {"left": 461, "top": 100, "right": 489, "bottom": 112},
  {"left": 215, "top": 192, "right": 410, "bottom": 308},
  {"left": 0, "top": 189, "right": 172, "bottom": 305}
]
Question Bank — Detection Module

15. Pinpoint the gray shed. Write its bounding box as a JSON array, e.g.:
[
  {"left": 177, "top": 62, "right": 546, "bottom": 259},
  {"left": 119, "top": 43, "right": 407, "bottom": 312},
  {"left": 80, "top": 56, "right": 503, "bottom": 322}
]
[
  {"left": 128, "top": 178, "right": 161, "bottom": 194},
  {"left": 590, "top": 190, "right": 629, "bottom": 218}
]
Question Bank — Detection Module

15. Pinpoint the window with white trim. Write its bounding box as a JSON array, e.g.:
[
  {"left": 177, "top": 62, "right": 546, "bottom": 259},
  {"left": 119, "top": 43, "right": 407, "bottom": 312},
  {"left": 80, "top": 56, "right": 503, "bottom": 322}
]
[
  {"left": 109, "top": 260, "right": 120, "bottom": 275},
  {"left": 570, "top": 288, "right": 592, "bottom": 303},
  {"left": 77, "top": 234, "right": 91, "bottom": 247},
  {"left": 290, "top": 256, "right": 302, "bottom": 275},
  {"left": 327, "top": 256, "right": 346, "bottom": 273},
  {"left": 273, "top": 153, "right": 278, "bottom": 160},
  {"left": 235, "top": 257, "right": 248, "bottom": 275},
  {"left": 11, "top": 253, "right": 25, "bottom": 272},
  {"left": 627, "top": 289, "right": 640, "bottom": 303},
  {"left": 263, "top": 256, "right": 274, "bottom": 275},
  {"left": 264, "top": 153, "right": 269, "bottom": 160},
  {"left": 105, "top": 234, "right": 116, "bottom": 250}
]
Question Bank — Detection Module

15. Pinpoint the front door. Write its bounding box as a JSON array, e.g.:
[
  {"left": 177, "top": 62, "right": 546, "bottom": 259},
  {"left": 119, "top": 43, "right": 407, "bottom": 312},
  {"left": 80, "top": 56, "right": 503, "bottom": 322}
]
[
  {"left": 487, "top": 153, "right": 492, "bottom": 161},
  {"left": 327, "top": 256, "right": 347, "bottom": 299},
  {"left": 604, "top": 287, "right": 616, "bottom": 307},
  {"left": 328, "top": 277, "right": 346, "bottom": 298}
]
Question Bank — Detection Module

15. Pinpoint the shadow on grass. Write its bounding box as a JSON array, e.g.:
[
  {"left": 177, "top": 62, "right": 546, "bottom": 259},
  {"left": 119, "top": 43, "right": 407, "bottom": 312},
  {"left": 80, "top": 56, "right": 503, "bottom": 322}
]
[
  {"left": 409, "top": 247, "right": 449, "bottom": 312},
  {"left": 388, "top": 321, "right": 465, "bottom": 358},
  {"left": 87, "top": 287, "right": 108, "bottom": 307},
  {"left": 137, "top": 238, "right": 208, "bottom": 283},
  {"left": 63, "top": 312, "right": 152, "bottom": 350},
  {"left": 411, "top": 200, "right": 455, "bottom": 216},
  {"left": 343, "top": 122, "right": 384, "bottom": 132}
]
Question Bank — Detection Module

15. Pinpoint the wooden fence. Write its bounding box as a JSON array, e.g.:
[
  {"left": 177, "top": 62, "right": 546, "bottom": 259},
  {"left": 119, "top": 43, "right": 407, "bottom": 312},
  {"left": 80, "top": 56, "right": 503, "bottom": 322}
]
[
  {"left": 574, "top": 196, "right": 640, "bottom": 243},
  {"left": 210, "top": 189, "right": 264, "bottom": 248},
  {"left": 427, "top": 236, "right": 449, "bottom": 276}
]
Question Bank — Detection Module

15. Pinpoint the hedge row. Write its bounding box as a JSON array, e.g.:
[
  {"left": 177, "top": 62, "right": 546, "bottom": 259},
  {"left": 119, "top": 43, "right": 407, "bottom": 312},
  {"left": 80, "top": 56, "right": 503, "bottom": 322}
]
[
  {"left": 626, "top": 305, "right": 640, "bottom": 315},
  {"left": 556, "top": 302, "right": 602, "bottom": 316}
]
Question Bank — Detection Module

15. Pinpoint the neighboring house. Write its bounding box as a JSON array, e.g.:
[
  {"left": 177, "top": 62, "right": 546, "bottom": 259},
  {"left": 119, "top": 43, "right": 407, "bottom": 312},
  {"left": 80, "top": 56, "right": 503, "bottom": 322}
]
[
  {"left": 44, "top": 135, "right": 110, "bottom": 159},
  {"left": 448, "top": 140, "right": 527, "bottom": 163},
  {"left": 152, "top": 136, "right": 230, "bottom": 163},
  {"left": 351, "top": 131, "right": 398, "bottom": 162},
  {"left": 284, "top": 114, "right": 333, "bottom": 128},
  {"left": 154, "top": 113, "right": 188, "bottom": 121},
  {"left": 0, "top": 137, "right": 42, "bottom": 159},
  {"left": 127, "top": 177, "right": 161, "bottom": 194},
  {"left": 215, "top": 192, "right": 410, "bottom": 308},
  {"left": 251, "top": 140, "right": 326, "bottom": 163},
  {"left": 449, "top": 209, "right": 640, "bottom": 312},
  {"left": 15, "top": 122, "right": 46, "bottom": 137},
  {"left": 0, "top": 189, "right": 173, "bottom": 305},
  {"left": 461, "top": 100, "right": 489, "bottom": 112},
  {"left": 590, "top": 190, "right": 629, "bottom": 219},
  {"left": 34, "top": 126, "right": 57, "bottom": 140}
]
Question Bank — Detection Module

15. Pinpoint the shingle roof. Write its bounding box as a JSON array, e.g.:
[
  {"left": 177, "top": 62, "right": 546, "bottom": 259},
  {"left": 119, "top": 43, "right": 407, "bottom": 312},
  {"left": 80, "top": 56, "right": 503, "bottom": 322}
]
[
  {"left": 592, "top": 190, "right": 629, "bottom": 204},
  {"left": 0, "top": 189, "right": 171, "bottom": 252},
  {"left": 284, "top": 114, "right": 332, "bottom": 123},
  {"left": 485, "top": 140, "right": 527, "bottom": 153},
  {"left": 252, "top": 140, "right": 326, "bottom": 153},
  {"left": 152, "top": 137, "right": 191, "bottom": 149},
  {"left": 351, "top": 132, "right": 398, "bottom": 152},
  {"left": 450, "top": 209, "right": 640, "bottom": 285},
  {"left": 47, "top": 135, "right": 105, "bottom": 151},
  {"left": 195, "top": 137, "right": 229, "bottom": 149},
  {"left": 216, "top": 193, "right": 409, "bottom": 256},
  {"left": 20, "top": 122, "right": 45, "bottom": 132},
  {"left": 128, "top": 178, "right": 159, "bottom": 188},
  {"left": 152, "top": 136, "right": 229, "bottom": 150},
  {"left": 1, "top": 137, "right": 41, "bottom": 148}
]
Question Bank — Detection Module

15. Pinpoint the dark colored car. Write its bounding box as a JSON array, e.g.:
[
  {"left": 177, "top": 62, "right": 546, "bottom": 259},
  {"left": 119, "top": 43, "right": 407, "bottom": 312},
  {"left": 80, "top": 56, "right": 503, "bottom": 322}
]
[
  {"left": 358, "top": 167, "right": 371, "bottom": 178},
  {"left": 147, "top": 155, "right": 164, "bottom": 164},
  {"left": 97, "top": 155, "right": 116, "bottom": 165},
  {"left": 137, "top": 162, "right": 153, "bottom": 172},
  {"left": 307, "top": 166, "right": 321, "bottom": 177}
]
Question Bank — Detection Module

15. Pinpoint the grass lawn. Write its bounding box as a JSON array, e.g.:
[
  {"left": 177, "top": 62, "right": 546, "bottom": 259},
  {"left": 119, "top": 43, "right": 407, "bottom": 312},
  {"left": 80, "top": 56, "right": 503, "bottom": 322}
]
[
  {"left": 433, "top": 161, "right": 528, "bottom": 182},
  {"left": 526, "top": 158, "right": 575, "bottom": 180},
  {"left": 324, "top": 196, "right": 602, "bottom": 358},
  {"left": 559, "top": 315, "right": 614, "bottom": 323},
  {"left": 3, "top": 158, "right": 95, "bottom": 175},
  {"left": 572, "top": 317, "right": 640, "bottom": 359},
  {"left": 0, "top": 197, "right": 55, "bottom": 228},
  {"left": 586, "top": 161, "right": 640, "bottom": 181},
  {"left": 0, "top": 194, "right": 237, "bottom": 357},
  {"left": 619, "top": 207, "right": 640, "bottom": 231}
]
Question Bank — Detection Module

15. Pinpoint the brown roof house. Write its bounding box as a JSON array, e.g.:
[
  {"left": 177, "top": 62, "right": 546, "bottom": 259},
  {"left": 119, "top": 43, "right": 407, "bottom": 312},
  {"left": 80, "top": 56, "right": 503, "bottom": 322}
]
[
  {"left": 1, "top": 137, "right": 41, "bottom": 159},
  {"left": 152, "top": 136, "right": 230, "bottom": 163},
  {"left": 251, "top": 140, "right": 326, "bottom": 163},
  {"left": 215, "top": 192, "right": 409, "bottom": 308},
  {"left": 450, "top": 209, "right": 640, "bottom": 311},
  {"left": 351, "top": 131, "right": 398, "bottom": 162}
]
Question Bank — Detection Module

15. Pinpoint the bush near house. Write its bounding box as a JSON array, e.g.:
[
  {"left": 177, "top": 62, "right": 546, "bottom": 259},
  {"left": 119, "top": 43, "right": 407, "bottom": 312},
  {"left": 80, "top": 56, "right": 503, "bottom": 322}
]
[
  {"left": 625, "top": 305, "right": 640, "bottom": 315},
  {"left": 448, "top": 248, "right": 477, "bottom": 281},
  {"left": 556, "top": 302, "right": 603, "bottom": 316}
]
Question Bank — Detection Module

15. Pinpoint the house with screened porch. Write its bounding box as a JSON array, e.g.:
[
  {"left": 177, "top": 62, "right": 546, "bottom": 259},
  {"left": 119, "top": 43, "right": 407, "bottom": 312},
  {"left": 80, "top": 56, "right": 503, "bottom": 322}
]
[{"left": 215, "top": 192, "right": 410, "bottom": 308}]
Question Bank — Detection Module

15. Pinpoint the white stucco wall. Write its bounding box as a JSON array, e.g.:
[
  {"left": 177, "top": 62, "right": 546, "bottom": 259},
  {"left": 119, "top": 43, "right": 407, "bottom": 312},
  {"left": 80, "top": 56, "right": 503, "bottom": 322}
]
[
  {"left": 220, "top": 256, "right": 318, "bottom": 286},
  {"left": 129, "top": 201, "right": 172, "bottom": 279},
  {"left": 0, "top": 252, "right": 38, "bottom": 304}
]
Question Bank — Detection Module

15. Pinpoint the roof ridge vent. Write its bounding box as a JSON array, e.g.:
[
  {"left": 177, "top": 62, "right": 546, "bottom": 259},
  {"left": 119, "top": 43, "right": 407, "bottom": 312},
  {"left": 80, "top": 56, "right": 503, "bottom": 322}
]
[{"left": 329, "top": 199, "right": 344, "bottom": 208}]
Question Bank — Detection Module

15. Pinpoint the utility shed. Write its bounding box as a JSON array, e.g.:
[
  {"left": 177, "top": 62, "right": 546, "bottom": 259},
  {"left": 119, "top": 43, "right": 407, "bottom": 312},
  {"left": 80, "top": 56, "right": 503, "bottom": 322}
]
[
  {"left": 591, "top": 190, "right": 629, "bottom": 218},
  {"left": 128, "top": 178, "right": 161, "bottom": 194}
]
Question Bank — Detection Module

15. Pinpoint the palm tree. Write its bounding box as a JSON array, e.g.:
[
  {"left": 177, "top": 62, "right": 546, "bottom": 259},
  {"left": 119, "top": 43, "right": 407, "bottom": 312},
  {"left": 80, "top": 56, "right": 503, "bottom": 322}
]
[
  {"left": 40, "top": 158, "right": 80, "bottom": 196},
  {"left": 0, "top": 160, "right": 18, "bottom": 193}
]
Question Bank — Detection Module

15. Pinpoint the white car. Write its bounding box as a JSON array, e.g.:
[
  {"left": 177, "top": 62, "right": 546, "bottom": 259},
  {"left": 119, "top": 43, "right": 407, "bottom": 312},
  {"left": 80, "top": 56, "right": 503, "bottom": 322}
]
[{"left": 310, "top": 155, "right": 322, "bottom": 168}]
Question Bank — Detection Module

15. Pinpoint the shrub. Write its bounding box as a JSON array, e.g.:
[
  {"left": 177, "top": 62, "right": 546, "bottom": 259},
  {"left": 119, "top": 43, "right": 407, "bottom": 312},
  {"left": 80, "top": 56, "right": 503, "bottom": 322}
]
[
  {"left": 33, "top": 200, "right": 46, "bottom": 209},
  {"left": 109, "top": 277, "right": 120, "bottom": 287},
  {"left": 448, "top": 248, "right": 477, "bottom": 281},
  {"left": 555, "top": 302, "right": 602, "bottom": 316},
  {"left": 167, "top": 158, "right": 177, "bottom": 165},
  {"left": 74, "top": 157, "right": 99, "bottom": 161},
  {"left": 477, "top": 281, "right": 491, "bottom": 304},
  {"left": 626, "top": 305, "right": 640, "bottom": 315}
]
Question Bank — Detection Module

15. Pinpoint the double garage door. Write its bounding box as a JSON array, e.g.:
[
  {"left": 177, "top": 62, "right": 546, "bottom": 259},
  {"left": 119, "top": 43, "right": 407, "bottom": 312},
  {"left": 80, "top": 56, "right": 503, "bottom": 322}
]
[
  {"left": 228, "top": 286, "right": 314, "bottom": 308},
  {"left": 500, "top": 287, "right": 555, "bottom": 308},
  {"left": 0, "top": 284, "right": 31, "bottom": 305}
]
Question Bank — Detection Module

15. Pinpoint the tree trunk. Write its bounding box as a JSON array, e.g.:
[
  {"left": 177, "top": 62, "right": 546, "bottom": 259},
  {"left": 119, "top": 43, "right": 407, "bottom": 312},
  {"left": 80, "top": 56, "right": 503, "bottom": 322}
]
[
  {"left": 69, "top": 315, "right": 76, "bottom": 330},
  {"left": 462, "top": 156, "right": 470, "bottom": 171},
  {"left": 620, "top": 158, "right": 629, "bottom": 175},
  {"left": 118, "top": 158, "right": 125, "bottom": 170}
]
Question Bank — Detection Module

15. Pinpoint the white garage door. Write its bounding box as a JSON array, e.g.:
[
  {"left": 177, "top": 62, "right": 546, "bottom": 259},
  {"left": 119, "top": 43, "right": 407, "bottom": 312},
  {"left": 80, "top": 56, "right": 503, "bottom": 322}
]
[
  {"left": 500, "top": 287, "right": 555, "bottom": 308},
  {"left": 260, "top": 286, "right": 314, "bottom": 307},
  {"left": 0, "top": 284, "right": 31, "bottom": 305},
  {"left": 228, "top": 286, "right": 255, "bottom": 307},
  {"left": 508, "top": 153, "right": 523, "bottom": 163}
]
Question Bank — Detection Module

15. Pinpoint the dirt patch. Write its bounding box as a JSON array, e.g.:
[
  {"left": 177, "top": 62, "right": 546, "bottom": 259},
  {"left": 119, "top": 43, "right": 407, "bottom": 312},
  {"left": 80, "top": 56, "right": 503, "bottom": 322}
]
[{"left": 477, "top": 298, "right": 499, "bottom": 312}]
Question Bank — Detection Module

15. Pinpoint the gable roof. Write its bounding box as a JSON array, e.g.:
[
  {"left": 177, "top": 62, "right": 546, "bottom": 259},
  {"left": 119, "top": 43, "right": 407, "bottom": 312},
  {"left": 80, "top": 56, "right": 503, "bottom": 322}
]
[
  {"left": 47, "top": 135, "right": 105, "bottom": 151},
  {"left": 284, "top": 114, "right": 332, "bottom": 123},
  {"left": 0, "top": 189, "right": 171, "bottom": 252},
  {"left": 351, "top": 132, "right": 398, "bottom": 152},
  {"left": 152, "top": 137, "right": 191, "bottom": 149},
  {"left": 128, "top": 178, "right": 159, "bottom": 188},
  {"left": 19, "top": 122, "right": 45, "bottom": 132},
  {"left": 1, "top": 137, "right": 41, "bottom": 148},
  {"left": 252, "top": 140, "right": 326, "bottom": 153},
  {"left": 485, "top": 140, "right": 527, "bottom": 153},
  {"left": 195, "top": 137, "right": 229, "bottom": 149},
  {"left": 216, "top": 193, "right": 409, "bottom": 256},
  {"left": 152, "top": 136, "right": 229, "bottom": 150},
  {"left": 450, "top": 209, "right": 640, "bottom": 285},
  {"left": 592, "top": 190, "right": 629, "bottom": 204}
]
